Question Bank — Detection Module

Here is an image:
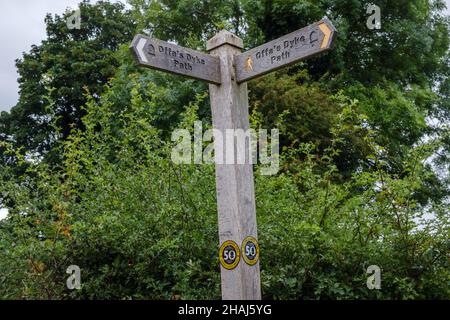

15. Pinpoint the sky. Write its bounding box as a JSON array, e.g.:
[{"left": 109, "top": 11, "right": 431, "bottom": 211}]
[{"left": 0, "top": 0, "right": 125, "bottom": 113}]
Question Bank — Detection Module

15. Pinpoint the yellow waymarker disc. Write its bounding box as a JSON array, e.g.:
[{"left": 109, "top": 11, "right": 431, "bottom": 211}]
[
  {"left": 242, "top": 236, "right": 260, "bottom": 266},
  {"left": 219, "top": 240, "right": 240, "bottom": 270}
]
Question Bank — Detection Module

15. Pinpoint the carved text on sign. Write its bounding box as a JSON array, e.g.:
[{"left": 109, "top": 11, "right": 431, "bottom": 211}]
[
  {"left": 235, "top": 18, "right": 336, "bottom": 83},
  {"left": 130, "top": 35, "right": 221, "bottom": 84}
]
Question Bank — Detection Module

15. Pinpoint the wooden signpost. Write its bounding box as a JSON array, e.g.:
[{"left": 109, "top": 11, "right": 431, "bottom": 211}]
[
  {"left": 130, "top": 35, "right": 221, "bottom": 84},
  {"left": 235, "top": 19, "right": 336, "bottom": 83},
  {"left": 130, "top": 17, "right": 337, "bottom": 300}
]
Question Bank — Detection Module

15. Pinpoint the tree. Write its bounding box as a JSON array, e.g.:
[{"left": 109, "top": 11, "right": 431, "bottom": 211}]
[
  {"left": 0, "top": 84, "right": 448, "bottom": 299},
  {"left": 0, "top": 0, "right": 136, "bottom": 166},
  {"left": 240, "top": 0, "right": 449, "bottom": 186},
  {"left": 0, "top": 0, "right": 449, "bottom": 300}
]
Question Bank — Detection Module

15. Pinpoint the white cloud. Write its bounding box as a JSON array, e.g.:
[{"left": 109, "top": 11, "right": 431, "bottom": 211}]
[{"left": 0, "top": 208, "right": 9, "bottom": 220}]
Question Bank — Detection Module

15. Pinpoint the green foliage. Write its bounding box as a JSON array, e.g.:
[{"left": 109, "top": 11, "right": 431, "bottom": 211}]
[
  {"left": 0, "top": 0, "right": 449, "bottom": 300},
  {"left": 1, "top": 83, "right": 448, "bottom": 299}
]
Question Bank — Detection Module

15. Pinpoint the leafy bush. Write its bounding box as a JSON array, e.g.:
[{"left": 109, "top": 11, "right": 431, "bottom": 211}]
[{"left": 0, "top": 76, "right": 448, "bottom": 299}]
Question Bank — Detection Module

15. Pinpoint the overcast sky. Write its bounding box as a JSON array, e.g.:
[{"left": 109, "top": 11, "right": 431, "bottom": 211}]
[
  {"left": 0, "top": 0, "right": 125, "bottom": 113},
  {"left": 0, "top": 1, "right": 449, "bottom": 220}
]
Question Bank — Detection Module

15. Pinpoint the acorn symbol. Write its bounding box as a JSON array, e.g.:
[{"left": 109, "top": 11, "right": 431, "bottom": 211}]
[{"left": 147, "top": 44, "right": 156, "bottom": 56}]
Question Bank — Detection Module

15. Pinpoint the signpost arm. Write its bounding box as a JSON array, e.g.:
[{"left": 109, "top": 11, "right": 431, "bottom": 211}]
[{"left": 206, "top": 31, "right": 261, "bottom": 300}]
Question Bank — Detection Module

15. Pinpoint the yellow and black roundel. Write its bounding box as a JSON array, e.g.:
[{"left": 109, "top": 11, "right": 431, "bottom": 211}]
[
  {"left": 219, "top": 240, "right": 240, "bottom": 270},
  {"left": 241, "top": 236, "right": 259, "bottom": 266}
]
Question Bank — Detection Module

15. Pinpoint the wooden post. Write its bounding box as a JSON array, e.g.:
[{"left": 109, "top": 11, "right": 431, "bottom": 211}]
[
  {"left": 130, "top": 18, "right": 336, "bottom": 301},
  {"left": 206, "top": 31, "right": 261, "bottom": 300}
]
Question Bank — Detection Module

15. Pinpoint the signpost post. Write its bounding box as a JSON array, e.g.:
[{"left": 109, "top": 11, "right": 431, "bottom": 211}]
[{"left": 130, "top": 17, "right": 337, "bottom": 300}]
